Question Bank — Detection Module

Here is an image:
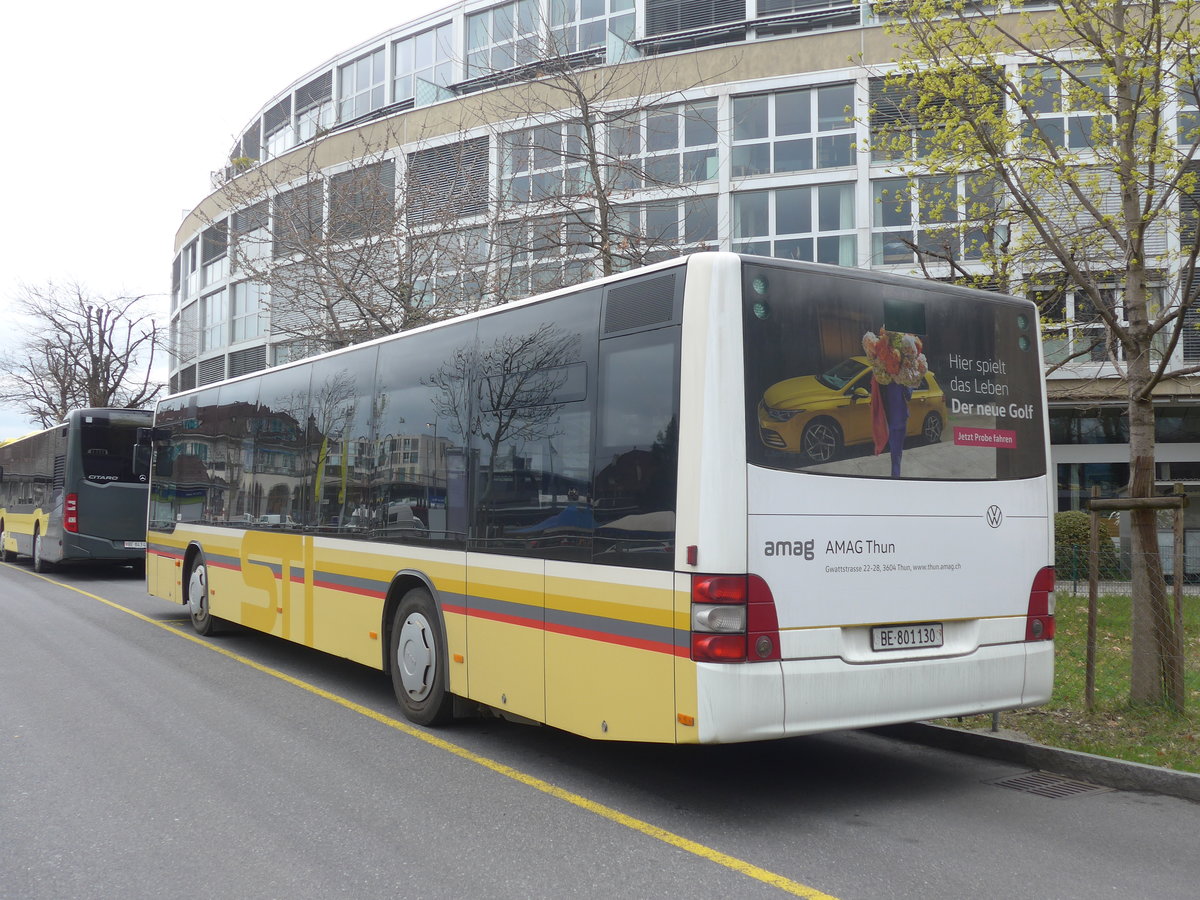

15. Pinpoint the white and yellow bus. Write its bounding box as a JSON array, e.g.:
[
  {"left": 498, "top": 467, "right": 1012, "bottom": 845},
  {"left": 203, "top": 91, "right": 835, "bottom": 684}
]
[{"left": 144, "top": 253, "right": 1054, "bottom": 743}]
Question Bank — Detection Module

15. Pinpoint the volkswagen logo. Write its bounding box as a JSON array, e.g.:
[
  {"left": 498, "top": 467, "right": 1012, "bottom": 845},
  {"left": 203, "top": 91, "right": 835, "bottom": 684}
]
[{"left": 986, "top": 505, "right": 1004, "bottom": 528}]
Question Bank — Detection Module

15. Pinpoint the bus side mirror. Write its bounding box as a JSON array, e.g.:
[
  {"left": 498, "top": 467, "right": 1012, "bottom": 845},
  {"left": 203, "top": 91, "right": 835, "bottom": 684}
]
[{"left": 137, "top": 426, "right": 171, "bottom": 445}]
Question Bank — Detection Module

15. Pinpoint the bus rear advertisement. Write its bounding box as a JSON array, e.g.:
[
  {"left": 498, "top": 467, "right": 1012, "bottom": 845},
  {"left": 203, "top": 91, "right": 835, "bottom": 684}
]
[
  {"left": 0, "top": 408, "right": 153, "bottom": 571},
  {"left": 144, "top": 253, "right": 1054, "bottom": 743}
]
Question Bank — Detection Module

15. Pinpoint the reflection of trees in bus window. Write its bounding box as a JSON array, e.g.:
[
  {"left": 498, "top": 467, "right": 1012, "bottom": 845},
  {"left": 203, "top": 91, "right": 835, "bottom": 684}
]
[
  {"left": 171, "top": 389, "right": 223, "bottom": 525},
  {"left": 309, "top": 349, "right": 377, "bottom": 533},
  {"left": 463, "top": 294, "right": 598, "bottom": 558},
  {"left": 254, "top": 364, "right": 314, "bottom": 529},
  {"left": 215, "top": 380, "right": 261, "bottom": 523},
  {"left": 378, "top": 322, "right": 473, "bottom": 546}
]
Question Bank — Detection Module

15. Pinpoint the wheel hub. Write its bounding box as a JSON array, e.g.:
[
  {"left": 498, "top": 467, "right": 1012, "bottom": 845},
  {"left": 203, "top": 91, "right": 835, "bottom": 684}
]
[
  {"left": 397, "top": 613, "right": 434, "bottom": 701},
  {"left": 188, "top": 567, "right": 207, "bottom": 618}
]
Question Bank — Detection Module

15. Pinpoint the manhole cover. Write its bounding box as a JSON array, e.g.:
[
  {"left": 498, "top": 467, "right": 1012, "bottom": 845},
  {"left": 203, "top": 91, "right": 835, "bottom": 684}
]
[{"left": 989, "top": 771, "right": 1112, "bottom": 799}]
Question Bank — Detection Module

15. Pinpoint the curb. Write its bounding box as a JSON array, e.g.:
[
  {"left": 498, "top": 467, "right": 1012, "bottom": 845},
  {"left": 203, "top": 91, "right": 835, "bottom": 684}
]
[{"left": 870, "top": 722, "right": 1200, "bottom": 804}]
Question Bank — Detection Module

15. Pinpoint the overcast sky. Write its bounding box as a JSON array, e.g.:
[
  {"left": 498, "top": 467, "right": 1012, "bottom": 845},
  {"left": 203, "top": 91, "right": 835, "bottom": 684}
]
[{"left": 0, "top": 0, "right": 448, "bottom": 438}]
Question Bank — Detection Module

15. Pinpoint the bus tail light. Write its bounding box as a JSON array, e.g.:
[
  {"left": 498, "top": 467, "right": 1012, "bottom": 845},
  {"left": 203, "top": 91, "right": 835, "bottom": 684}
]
[
  {"left": 690, "top": 574, "right": 781, "bottom": 663},
  {"left": 64, "top": 493, "right": 79, "bottom": 533},
  {"left": 1025, "top": 566, "right": 1055, "bottom": 641}
]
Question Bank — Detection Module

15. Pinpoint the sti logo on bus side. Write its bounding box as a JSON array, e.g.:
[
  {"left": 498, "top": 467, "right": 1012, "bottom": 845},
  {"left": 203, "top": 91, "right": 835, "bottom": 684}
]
[{"left": 763, "top": 539, "right": 816, "bottom": 560}]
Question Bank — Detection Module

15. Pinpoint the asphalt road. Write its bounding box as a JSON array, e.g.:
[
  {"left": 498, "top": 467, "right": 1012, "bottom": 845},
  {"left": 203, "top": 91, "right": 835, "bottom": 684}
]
[{"left": 3, "top": 560, "right": 1199, "bottom": 900}]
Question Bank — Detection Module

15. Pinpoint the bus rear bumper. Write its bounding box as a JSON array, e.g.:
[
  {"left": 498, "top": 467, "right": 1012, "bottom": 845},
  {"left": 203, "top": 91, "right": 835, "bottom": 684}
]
[
  {"left": 693, "top": 642, "right": 1054, "bottom": 744},
  {"left": 59, "top": 533, "right": 146, "bottom": 564}
]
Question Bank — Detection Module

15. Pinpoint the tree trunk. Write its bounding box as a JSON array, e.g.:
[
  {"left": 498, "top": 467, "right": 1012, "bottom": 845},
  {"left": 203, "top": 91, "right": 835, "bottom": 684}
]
[{"left": 1125, "top": 357, "right": 1172, "bottom": 705}]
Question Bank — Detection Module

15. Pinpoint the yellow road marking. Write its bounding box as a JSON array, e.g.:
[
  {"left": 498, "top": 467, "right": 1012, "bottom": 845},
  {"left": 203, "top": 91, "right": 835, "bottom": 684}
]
[{"left": 16, "top": 568, "right": 838, "bottom": 899}]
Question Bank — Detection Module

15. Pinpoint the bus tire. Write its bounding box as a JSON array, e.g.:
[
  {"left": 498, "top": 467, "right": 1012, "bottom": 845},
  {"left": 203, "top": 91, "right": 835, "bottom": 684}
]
[
  {"left": 0, "top": 527, "right": 15, "bottom": 563},
  {"left": 185, "top": 553, "right": 219, "bottom": 636},
  {"left": 801, "top": 417, "right": 842, "bottom": 464},
  {"left": 389, "top": 587, "right": 453, "bottom": 726},
  {"left": 32, "top": 530, "right": 52, "bottom": 573}
]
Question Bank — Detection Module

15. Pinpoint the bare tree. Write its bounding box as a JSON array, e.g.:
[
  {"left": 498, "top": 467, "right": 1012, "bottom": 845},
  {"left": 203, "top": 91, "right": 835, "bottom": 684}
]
[
  {"left": 470, "top": 22, "right": 730, "bottom": 286},
  {"left": 0, "top": 282, "right": 162, "bottom": 428},
  {"left": 207, "top": 124, "right": 491, "bottom": 358},
  {"left": 872, "top": 0, "right": 1200, "bottom": 706}
]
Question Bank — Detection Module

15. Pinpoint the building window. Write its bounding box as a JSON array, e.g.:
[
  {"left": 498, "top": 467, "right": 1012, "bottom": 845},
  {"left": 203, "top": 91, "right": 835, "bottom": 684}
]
[
  {"left": 467, "top": 1, "right": 540, "bottom": 78},
  {"left": 1184, "top": 302, "right": 1200, "bottom": 364},
  {"left": 1049, "top": 408, "right": 1129, "bottom": 445},
  {"left": 394, "top": 24, "right": 455, "bottom": 105},
  {"left": 496, "top": 215, "right": 594, "bottom": 293},
  {"left": 1179, "top": 81, "right": 1200, "bottom": 145},
  {"left": 178, "top": 301, "right": 199, "bottom": 364},
  {"left": 273, "top": 182, "right": 324, "bottom": 257},
  {"left": 263, "top": 96, "right": 293, "bottom": 160},
  {"left": 182, "top": 240, "right": 199, "bottom": 300},
  {"left": 1056, "top": 462, "right": 1129, "bottom": 512},
  {"left": 232, "top": 201, "right": 270, "bottom": 272},
  {"left": 338, "top": 47, "right": 386, "bottom": 122},
  {"left": 550, "top": 0, "right": 636, "bottom": 54},
  {"left": 201, "top": 221, "right": 228, "bottom": 287},
  {"left": 645, "top": 0, "right": 744, "bottom": 37},
  {"left": 501, "top": 123, "right": 588, "bottom": 206},
  {"left": 1032, "top": 284, "right": 1128, "bottom": 365},
  {"left": 1021, "top": 63, "right": 1112, "bottom": 150},
  {"left": 201, "top": 289, "right": 228, "bottom": 353},
  {"left": 607, "top": 100, "right": 720, "bottom": 190},
  {"left": 329, "top": 160, "right": 397, "bottom": 241},
  {"left": 231, "top": 282, "right": 263, "bottom": 344},
  {"left": 296, "top": 71, "right": 334, "bottom": 142},
  {"left": 733, "top": 184, "right": 856, "bottom": 265},
  {"left": 872, "top": 176, "right": 964, "bottom": 265},
  {"left": 732, "top": 84, "right": 855, "bottom": 177},
  {"left": 620, "top": 194, "right": 718, "bottom": 255},
  {"left": 407, "top": 137, "right": 490, "bottom": 224}
]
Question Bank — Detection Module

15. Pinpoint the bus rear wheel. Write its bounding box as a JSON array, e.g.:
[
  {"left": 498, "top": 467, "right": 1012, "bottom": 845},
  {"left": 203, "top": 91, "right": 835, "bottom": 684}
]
[
  {"left": 1, "top": 527, "right": 15, "bottom": 563},
  {"left": 32, "top": 531, "right": 52, "bottom": 573},
  {"left": 389, "top": 587, "right": 453, "bottom": 726},
  {"left": 186, "top": 554, "right": 219, "bottom": 636}
]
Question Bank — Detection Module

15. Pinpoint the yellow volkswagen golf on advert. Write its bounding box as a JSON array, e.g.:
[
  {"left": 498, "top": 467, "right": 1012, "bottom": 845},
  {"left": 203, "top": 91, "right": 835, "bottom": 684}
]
[{"left": 757, "top": 355, "right": 947, "bottom": 465}]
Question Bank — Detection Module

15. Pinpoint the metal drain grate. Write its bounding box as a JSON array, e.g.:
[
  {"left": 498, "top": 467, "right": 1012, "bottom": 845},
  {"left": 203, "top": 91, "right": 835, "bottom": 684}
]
[{"left": 989, "top": 772, "right": 1112, "bottom": 799}]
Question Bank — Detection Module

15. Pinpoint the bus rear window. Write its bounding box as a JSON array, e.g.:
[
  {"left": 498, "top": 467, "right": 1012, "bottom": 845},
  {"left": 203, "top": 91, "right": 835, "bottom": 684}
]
[
  {"left": 79, "top": 421, "right": 142, "bottom": 484},
  {"left": 743, "top": 262, "right": 1046, "bottom": 481}
]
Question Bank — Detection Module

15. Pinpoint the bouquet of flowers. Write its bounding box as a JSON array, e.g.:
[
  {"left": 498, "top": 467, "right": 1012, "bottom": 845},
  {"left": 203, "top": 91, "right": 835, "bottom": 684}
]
[{"left": 862, "top": 328, "right": 928, "bottom": 388}]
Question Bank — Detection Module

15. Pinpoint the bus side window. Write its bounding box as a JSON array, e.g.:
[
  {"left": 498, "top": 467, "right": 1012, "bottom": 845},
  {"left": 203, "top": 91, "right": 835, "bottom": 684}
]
[
  {"left": 592, "top": 327, "right": 681, "bottom": 570},
  {"left": 466, "top": 292, "right": 598, "bottom": 559}
]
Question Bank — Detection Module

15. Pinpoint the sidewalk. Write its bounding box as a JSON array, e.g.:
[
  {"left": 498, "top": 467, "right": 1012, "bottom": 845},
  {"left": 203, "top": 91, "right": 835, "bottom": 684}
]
[{"left": 871, "top": 722, "right": 1200, "bottom": 803}]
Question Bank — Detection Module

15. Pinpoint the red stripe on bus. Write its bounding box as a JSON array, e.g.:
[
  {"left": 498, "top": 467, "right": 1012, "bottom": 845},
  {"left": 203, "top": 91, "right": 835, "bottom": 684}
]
[{"left": 545, "top": 621, "right": 683, "bottom": 656}]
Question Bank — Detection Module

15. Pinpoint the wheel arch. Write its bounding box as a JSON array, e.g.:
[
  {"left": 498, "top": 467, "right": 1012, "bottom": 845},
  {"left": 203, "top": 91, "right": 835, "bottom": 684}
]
[
  {"left": 381, "top": 570, "right": 444, "bottom": 673},
  {"left": 181, "top": 541, "right": 206, "bottom": 605}
]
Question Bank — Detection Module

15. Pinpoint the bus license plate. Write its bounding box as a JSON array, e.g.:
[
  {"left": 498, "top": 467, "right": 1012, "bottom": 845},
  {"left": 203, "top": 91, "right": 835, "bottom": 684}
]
[
  {"left": 871, "top": 623, "right": 943, "bottom": 652},
  {"left": 124, "top": 541, "right": 147, "bottom": 549}
]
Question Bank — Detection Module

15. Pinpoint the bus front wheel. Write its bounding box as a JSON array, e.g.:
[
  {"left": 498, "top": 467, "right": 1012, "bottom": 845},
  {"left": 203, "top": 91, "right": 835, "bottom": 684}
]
[
  {"left": 0, "top": 527, "right": 15, "bottom": 563},
  {"left": 186, "top": 554, "right": 219, "bottom": 636},
  {"left": 389, "top": 587, "right": 453, "bottom": 726}
]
